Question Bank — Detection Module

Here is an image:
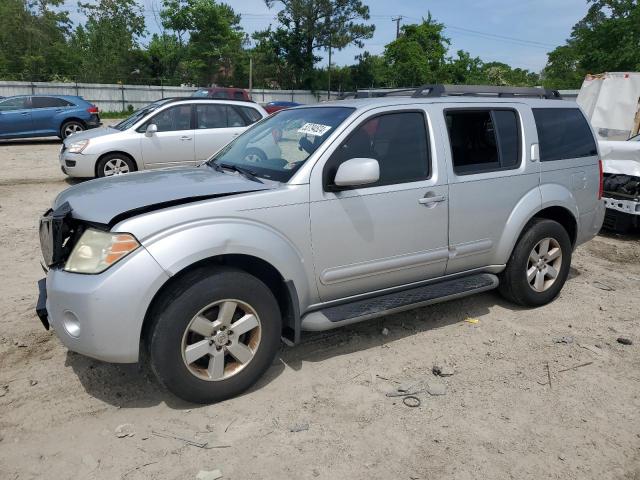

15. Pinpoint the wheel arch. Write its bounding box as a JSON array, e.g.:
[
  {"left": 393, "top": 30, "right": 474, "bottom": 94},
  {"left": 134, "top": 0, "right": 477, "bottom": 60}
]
[
  {"left": 59, "top": 117, "right": 87, "bottom": 136},
  {"left": 141, "top": 254, "right": 301, "bottom": 349}
]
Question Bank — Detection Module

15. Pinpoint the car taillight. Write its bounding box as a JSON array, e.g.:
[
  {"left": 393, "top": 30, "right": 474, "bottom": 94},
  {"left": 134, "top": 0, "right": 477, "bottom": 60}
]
[
  {"left": 598, "top": 159, "right": 604, "bottom": 200},
  {"left": 87, "top": 105, "right": 99, "bottom": 114}
]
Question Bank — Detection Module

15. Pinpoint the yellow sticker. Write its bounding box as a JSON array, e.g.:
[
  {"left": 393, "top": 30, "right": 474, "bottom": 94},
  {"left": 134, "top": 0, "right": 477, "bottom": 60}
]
[{"left": 464, "top": 317, "right": 479, "bottom": 324}]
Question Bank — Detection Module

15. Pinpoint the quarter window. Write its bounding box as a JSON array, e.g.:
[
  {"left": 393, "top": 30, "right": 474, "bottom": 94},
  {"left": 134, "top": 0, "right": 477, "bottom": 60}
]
[
  {"left": 325, "top": 111, "right": 430, "bottom": 188},
  {"left": 445, "top": 109, "right": 521, "bottom": 175},
  {"left": 32, "top": 97, "right": 73, "bottom": 108},
  {"left": 150, "top": 105, "right": 192, "bottom": 132},
  {"left": 533, "top": 108, "right": 598, "bottom": 161}
]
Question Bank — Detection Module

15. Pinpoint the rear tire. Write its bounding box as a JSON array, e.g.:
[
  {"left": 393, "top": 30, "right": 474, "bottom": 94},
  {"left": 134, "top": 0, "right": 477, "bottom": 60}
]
[
  {"left": 60, "top": 120, "right": 85, "bottom": 139},
  {"left": 147, "top": 267, "right": 282, "bottom": 404},
  {"left": 499, "top": 219, "right": 572, "bottom": 307}
]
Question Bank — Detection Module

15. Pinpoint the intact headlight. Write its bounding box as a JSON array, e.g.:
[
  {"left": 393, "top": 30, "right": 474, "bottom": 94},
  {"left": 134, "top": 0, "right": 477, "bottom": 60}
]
[
  {"left": 68, "top": 139, "right": 89, "bottom": 153},
  {"left": 64, "top": 229, "right": 140, "bottom": 274}
]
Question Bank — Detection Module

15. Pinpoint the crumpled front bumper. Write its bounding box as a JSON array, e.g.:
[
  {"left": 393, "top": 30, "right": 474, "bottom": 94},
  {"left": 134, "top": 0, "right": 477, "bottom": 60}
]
[{"left": 41, "top": 247, "right": 170, "bottom": 363}]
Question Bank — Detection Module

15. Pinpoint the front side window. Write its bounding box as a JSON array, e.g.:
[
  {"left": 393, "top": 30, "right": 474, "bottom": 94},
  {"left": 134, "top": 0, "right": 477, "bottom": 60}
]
[
  {"left": 208, "top": 106, "right": 354, "bottom": 182},
  {"left": 445, "top": 109, "right": 521, "bottom": 175},
  {"left": 324, "top": 111, "right": 430, "bottom": 188},
  {"left": 114, "top": 99, "right": 172, "bottom": 131},
  {"left": 0, "top": 97, "right": 27, "bottom": 111},
  {"left": 32, "top": 97, "right": 72, "bottom": 108},
  {"left": 150, "top": 105, "right": 192, "bottom": 132},
  {"left": 533, "top": 108, "right": 598, "bottom": 161}
]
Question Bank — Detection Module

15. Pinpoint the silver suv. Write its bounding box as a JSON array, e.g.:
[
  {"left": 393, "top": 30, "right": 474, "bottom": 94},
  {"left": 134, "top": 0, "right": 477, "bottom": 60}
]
[
  {"left": 59, "top": 98, "right": 267, "bottom": 178},
  {"left": 37, "top": 85, "right": 605, "bottom": 404}
]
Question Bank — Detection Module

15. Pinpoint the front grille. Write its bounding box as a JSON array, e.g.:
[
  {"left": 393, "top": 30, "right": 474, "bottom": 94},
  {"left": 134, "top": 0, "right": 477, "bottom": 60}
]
[{"left": 39, "top": 202, "right": 75, "bottom": 267}]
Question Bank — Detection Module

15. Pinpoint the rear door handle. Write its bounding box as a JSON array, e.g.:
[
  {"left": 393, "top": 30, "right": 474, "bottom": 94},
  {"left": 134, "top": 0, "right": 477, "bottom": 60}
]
[
  {"left": 180, "top": 136, "right": 192, "bottom": 141},
  {"left": 419, "top": 194, "right": 446, "bottom": 205}
]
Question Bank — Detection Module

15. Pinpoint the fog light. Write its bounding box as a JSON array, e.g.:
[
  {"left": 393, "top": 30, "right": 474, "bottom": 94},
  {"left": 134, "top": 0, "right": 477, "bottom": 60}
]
[
  {"left": 65, "top": 159, "right": 77, "bottom": 167},
  {"left": 62, "top": 310, "right": 81, "bottom": 338}
]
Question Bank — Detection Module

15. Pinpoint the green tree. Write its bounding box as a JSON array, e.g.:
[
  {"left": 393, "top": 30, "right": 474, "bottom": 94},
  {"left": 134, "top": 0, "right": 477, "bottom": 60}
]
[
  {"left": 260, "top": 0, "right": 374, "bottom": 88},
  {"left": 383, "top": 15, "right": 450, "bottom": 87},
  {"left": 160, "top": 0, "right": 244, "bottom": 85},
  {"left": 543, "top": 0, "right": 640, "bottom": 88},
  {"left": 71, "top": 0, "right": 146, "bottom": 83}
]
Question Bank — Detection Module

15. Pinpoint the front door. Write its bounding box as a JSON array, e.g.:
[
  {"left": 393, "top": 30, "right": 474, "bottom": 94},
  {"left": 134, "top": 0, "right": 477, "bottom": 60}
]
[
  {"left": 309, "top": 107, "right": 450, "bottom": 301},
  {"left": 439, "top": 104, "right": 541, "bottom": 273},
  {"left": 141, "top": 104, "right": 195, "bottom": 168},
  {"left": 0, "top": 96, "right": 32, "bottom": 137},
  {"left": 193, "top": 104, "right": 247, "bottom": 162}
]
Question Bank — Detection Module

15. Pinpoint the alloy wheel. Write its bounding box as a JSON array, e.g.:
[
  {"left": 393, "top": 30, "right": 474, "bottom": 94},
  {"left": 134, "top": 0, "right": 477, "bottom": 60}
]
[
  {"left": 103, "top": 158, "right": 131, "bottom": 176},
  {"left": 526, "top": 237, "right": 563, "bottom": 293},
  {"left": 63, "top": 123, "right": 84, "bottom": 138},
  {"left": 181, "top": 300, "right": 262, "bottom": 381}
]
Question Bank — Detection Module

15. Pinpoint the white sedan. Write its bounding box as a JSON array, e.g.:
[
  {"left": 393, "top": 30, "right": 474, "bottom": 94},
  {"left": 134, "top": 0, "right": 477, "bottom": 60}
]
[{"left": 59, "top": 98, "right": 267, "bottom": 178}]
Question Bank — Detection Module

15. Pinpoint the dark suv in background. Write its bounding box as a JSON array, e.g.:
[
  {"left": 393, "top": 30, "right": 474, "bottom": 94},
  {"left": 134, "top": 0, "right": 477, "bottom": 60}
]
[{"left": 0, "top": 95, "right": 101, "bottom": 140}]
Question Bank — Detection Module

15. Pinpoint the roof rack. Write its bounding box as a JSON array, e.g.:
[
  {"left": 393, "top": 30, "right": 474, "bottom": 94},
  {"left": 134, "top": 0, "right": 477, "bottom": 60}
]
[{"left": 353, "top": 84, "right": 562, "bottom": 100}]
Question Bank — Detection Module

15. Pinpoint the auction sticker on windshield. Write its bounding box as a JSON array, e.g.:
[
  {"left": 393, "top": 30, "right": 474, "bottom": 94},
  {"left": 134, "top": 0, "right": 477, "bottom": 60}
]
[{"left": 298, "top": 123, "right": 332, "bottom": 136}]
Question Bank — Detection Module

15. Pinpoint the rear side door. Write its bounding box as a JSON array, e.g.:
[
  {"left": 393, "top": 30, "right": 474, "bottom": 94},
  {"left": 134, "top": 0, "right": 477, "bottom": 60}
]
[
  {"left": 193, "top": 104, "right": 253, "bottom": 161},
  {"left": 0, "top": 96, "right": 32, "bottom": 137},
  {"left": 439, "top": 103, "right": 541, "bottom": 273},
  {"left": 30, "top": 96, "right": 73, "bottom": 136},
  {"left": 140, "top": 104, "right": 195, "bottom": 168},
  {"left": 309, "top": 106, "right": 450, "bottom": 301}
]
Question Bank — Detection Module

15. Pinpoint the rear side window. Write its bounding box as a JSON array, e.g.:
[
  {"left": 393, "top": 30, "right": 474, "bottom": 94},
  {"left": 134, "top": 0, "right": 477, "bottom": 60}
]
[
  {"left": 196, "top": 104, "right": 253, "bottom": 128},
  {"left": 445, "top": 109, "right": 521, "bottom": 175},
  {"left": 533, "top": 108, "right": 597, "bottom": 161},
  {"left": 32, "top": 97, "right": 73, "bottom": 108},
  {"left": 240, "top": 106, "right": 262, "bottom": 123},
  {"left": 325, "top": 111, "right": 430, "bottom": 188}
]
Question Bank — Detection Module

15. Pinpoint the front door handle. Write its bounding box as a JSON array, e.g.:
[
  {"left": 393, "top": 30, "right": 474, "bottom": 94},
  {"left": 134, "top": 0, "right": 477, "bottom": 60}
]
[
  {"left": 180, "top": 136, "right": 193, "bottom": 141},
  {"left": 419, "top": 194, "right": 446, "bottom": 205}
]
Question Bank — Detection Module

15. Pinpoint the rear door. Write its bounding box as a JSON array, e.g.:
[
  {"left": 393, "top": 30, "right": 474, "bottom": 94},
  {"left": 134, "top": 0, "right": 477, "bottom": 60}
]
[
  {"left": 0, "top": 96, "right": 32, "bottom": 137},
  {"left": 439, "top": 103, "right": 541, "bottom": 273},
  {"left": 30, "top": 96, "right": 73, "bottom": 136},
  {"left": 140, "top": 104, "right": 195, "bottom": 168},
  {"left": 193, "top": 104, "right": 252, "bottom": 161}
]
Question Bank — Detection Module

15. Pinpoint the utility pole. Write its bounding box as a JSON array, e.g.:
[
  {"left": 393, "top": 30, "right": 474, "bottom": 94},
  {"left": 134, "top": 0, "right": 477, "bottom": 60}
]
[
  {"left": 249, "top": 56, "right": 253, "bottom": 96},
  {"left": 327, "top": 41, "right": 332, "bottom": 100},
  {"left": 392, "top": 15, "right": 403, "bottom": 39}
]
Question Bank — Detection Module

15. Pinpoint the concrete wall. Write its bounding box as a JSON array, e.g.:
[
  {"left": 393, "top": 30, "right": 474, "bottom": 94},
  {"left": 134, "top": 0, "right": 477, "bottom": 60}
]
[
  {"left": 0, "top": 81, "right": 336, "bottom": 111},
  {"left": 0, "top": 80, "right": 579, "bottom": 111}
]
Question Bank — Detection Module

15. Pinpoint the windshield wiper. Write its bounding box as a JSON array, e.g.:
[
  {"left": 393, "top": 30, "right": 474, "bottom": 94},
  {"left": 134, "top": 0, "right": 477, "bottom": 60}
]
[{"left": 215, "top": 162, "right": 263, "bottom": 184}]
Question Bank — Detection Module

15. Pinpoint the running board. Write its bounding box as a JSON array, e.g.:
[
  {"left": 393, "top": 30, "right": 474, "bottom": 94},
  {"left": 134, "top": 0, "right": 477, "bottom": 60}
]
[{"left": 301, "top": 273, "right": 499, "bottom": 332}]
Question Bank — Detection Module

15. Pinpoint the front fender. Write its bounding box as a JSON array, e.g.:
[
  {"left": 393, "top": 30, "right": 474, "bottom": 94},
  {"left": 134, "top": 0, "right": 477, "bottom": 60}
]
[{"left": 143, "top": 218, "right": 313, "bottom": 309}]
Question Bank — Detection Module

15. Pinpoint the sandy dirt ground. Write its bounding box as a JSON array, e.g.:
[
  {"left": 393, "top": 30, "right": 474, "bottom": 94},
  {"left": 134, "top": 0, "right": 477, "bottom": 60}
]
[{"left": 0, "top": 132, "right": 639, "bottom": 480}]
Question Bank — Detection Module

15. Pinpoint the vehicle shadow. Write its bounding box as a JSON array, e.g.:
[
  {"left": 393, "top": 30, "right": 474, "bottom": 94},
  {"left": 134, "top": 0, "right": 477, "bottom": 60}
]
[
  {"left": 0, "top": 138, "right": 61, "bottom": 146},
  {"left": 65, "top": 290, "right": 516, "bottom": 409}
]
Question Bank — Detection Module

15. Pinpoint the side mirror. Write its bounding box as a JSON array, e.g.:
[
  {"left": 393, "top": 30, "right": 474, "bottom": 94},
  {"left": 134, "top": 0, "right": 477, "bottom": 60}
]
[
  {"left": 333, "top": 157, "right": 380, "bottom": 187},
  {"left": 145, "top": 123, "right": 158, "bottom": 137}
]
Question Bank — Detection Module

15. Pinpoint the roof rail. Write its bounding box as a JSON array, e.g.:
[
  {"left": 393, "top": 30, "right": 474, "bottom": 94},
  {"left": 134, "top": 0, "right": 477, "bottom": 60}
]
[
  {"left": 352, "top": 85, "right": 562, "bottom": 100},
  {"left": 411, "top": 84, "right": 562, "bottom": 100}
]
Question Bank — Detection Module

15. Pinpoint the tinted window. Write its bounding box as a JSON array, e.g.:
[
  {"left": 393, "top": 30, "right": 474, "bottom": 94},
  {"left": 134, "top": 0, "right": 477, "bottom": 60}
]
[
  {"left": 227, "top": 106, "right": 245, "bottom": 127},
  {"left": 32, "top": 97, "right": 72, "bottom": 108},
  {"left": 233, "top": 91, "right": 245, "bottom": 100},
  {"left": 0, "top": 97, "right": 27, "bottom": 111},
  {"left": 150, "top": 105, "right": 192, "bottom": 132},
  {"left": 196, "top": 104, "right": 226, "bottom": 129},
  {"left": 533, "top": 108, "right": 597, "bottom": 161},
  {"left": 325, "top": 111, "right": 430, "bottom": 187},
  {"left": 445, "top": 109, "right": 521, "bottom": 175},
  {"left": 240, "top": 106, "right": 262, "bottom": 123},
  {"left": 212, "top": 91, "right": 228, "bottom": 99}
]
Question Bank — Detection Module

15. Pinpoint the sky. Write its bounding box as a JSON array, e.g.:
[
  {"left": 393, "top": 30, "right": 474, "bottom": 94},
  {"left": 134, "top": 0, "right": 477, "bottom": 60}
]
[{"left": 69, "top": 0, "right": 592, "bottom": 73}]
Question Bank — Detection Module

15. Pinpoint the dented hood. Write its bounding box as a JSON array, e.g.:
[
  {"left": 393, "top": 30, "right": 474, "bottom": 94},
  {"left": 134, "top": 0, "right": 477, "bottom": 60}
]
[
  {"left": 599, "top": 139, "right": 640, "bottom": 177},
  {"left": 54, "top": 166, "right": 272, "bottom": 224}
]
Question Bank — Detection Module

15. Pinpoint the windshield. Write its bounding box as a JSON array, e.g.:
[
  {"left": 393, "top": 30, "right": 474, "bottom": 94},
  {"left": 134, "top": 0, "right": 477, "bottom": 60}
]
[
  {"left": 112, "top": 99, "right": 173, "bottom": 131},
  {"left": 208, "top": 106, "right": 354, "bottom": 182}
]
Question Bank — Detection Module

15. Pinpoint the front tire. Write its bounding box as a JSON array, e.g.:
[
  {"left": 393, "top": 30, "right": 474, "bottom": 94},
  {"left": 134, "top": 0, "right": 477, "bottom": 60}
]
[
  {"left": 96, "top": 153, "right": 136, "bottom": 177},
  {"left": 499, "top": 219, "right": 572, "bottom": 307},
  {"left": 147, "top": 268, "right": 282, "bottom": 404}
]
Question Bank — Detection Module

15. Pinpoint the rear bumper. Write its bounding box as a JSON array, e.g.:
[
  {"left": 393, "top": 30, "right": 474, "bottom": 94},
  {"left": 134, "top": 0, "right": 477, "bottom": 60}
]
[
  {"left": 87, "top": 114, "right": 101, "bottom": 128},
  {"left": 576, "top": 201, "right": 606, "bottom": 246},
  {"left": 44, "top": 247, "right": 170, "bottom": 363}
]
